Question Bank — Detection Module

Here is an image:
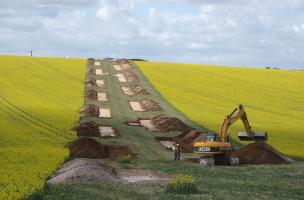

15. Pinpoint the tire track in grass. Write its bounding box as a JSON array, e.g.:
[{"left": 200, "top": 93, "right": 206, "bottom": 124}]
[{"left": 0, "top": 96, "right": 71, "bottom": 140}]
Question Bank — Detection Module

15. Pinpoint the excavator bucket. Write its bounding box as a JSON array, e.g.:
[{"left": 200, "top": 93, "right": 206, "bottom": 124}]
[{"left": 237, "top": 132, "right": 267, "bottom": 141}]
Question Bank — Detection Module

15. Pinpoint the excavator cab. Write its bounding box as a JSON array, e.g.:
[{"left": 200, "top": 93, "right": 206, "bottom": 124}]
[{"left": 206, "top": 133, "right": 217, "bottom": 142}]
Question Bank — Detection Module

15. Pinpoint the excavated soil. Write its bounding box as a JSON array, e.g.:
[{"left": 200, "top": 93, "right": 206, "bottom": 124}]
[
  {"left": 70, "top": 138, "right": 135, "bottom": 160},
  {"left": 115, "top": 74, "right": 127, "bottom": 83},
  {"left": 233, "top": 142, "right": 294, "bottom": 164},
  {"left": 98, "top": 92, "right": 108, "bottom": 102},
  {"left": 141, "top": 99, "right": 162, "bottom": 111},
  {"left": 121, "top": 86, "right": 149, "bottom": 96},
  {"left": 151, "top": 115, "right": 191, "bottom": 132},
  {"left": 86, "top": 67, "right": 95, "bottom": 75},
  {"left": 84, "top": 89, "right": 97, "bottom": 100},
  {"left": 127, "top": 115, "right": 191, "bottom": 132},
  {"left": 96, "top": 79, "right": 105, "bottom": 87},
  {"left": 113, "top": 65, "right": 122, "bottom": 71},
  {"left": 47, "top": 159, "right": 169, "bottom": 185},
  {"left": 85, "top": 78, "right": 96, "bottom": 86},
  {"left": 74, "top": 120, "right": 99, "bottom": 137},
  {"left": 124, "top": 71, "right": 139, "bottom": 82},
  {"left": 47, "top": 158, "right": 119, "bottom": 185},
  {"left": 156, "top": 130, "right": 207, "bottom": 153},
  {"left": 87, "top": 58, "right": 95, "bottom": 66},
  {"left": 80, "top": 104, "right": 99, "bottom": 117}
]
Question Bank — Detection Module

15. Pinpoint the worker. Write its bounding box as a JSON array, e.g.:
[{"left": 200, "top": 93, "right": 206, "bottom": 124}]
[{"left": 174, "top": 143, "right": 181, "bottom": 161}]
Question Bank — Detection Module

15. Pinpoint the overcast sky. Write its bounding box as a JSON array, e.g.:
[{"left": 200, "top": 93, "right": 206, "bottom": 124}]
[{"left": 0, "top": 0, "right": 303, "bottom": 69}]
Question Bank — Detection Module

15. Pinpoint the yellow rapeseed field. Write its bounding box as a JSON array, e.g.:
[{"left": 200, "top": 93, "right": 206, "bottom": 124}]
[
  {"left": 137, "top": 61, "right": 304, "bottom": 159},
  {"left": 0, "top": 55, "right": 85, "bottom": 199}
]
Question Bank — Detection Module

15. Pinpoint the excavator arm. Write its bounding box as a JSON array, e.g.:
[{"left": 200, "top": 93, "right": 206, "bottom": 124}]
[{"left": 218, "top": 104, "right": 267, "bottom": 142}]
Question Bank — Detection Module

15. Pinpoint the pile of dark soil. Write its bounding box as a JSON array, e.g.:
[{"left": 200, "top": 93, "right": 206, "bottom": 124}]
[
  {"left": 84, "top": 89, "right": 97, "bottom": 100},
  {"left": 124, "top": 71, "right": 139, "bottom": 82},
  {"left": 141, "top": 99, "right": 162, "bottom": 111},
  {"left": 132, "top": 86, "right": 149, "bottom": 95},
  {"left": 85, "top": 78, "right": 96, "bottom": 85},
  {"left": 86, "top": 67, "right": 95, "bottom": 75},
  {"left": 73, "top": 120, "right": 99, "bottom": 137},
  {"left": 152, "top": 115, "right": 191, "bottom": 132},
  {"left": 233, "top": 142, "right": 294, "bottom": 164},
  {"left": 70, "top": 138, "right": 135, "bottom": 160},
  {"left": 87, "top": 58, "right": 95, "bottom": 66},
  {"left": 156, "top": 130, "right": 206, "bottom": 153},
  {"left": 80, "top": 104, "right": 99, "bottom": 117}
]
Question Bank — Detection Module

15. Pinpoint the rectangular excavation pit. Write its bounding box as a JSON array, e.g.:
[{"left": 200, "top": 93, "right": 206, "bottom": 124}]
[
  {"left": 113, "top": 65, "right": 122, "bottom": 71},
  {"left": 99, "top": 108, "right": 112, "bottom": 118},
  {"left": 155, "top": 137, "right": 176, "bottom": 151},
  {"left": 97, "top": 93, "right": 108, "bottom": 102},
  {"left": 121, "top": 86, "right": 134, "bottom": 96},
  {"left": 99, "top": 126, "right": 118, "bottom": 138},
  {"left": 129, "top": 101, "right": 146, "bottom": 112},
  {"left": 116, "top": 74, "right": 127, "bottom": 83},
  {"left": 96, "top": 80, "right": 105, "bottom": 87},
  {"left": 94, "top": 61, "right": 101, "bottom": 66},
  {"left": 95, "top": 69, "right": 103, "bottom": 75}
]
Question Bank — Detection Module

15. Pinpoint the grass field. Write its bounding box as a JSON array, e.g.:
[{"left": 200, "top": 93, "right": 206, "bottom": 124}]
[
  {"left": 0, "top": 55, "right": 85, "bottom": 199},
  {"left": 137, "top": 61, "right": 304, "bottom": 159}
]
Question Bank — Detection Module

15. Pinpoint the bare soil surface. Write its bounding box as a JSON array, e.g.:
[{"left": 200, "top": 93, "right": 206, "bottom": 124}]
[
  {"left": 47, "top": 159, "right": 169, "bottom": 185},
  {"left": 115, "top": 74, "right": 127, "bottom": 82},
  {"left": 141, "top": 98, "right": 162, "bottom": 111},
  {"left": 113, "top": 65, "right": 122, "bottom": 71},
  {"left": 122, "top": 86, "right": 149, "bottom": 96},
  {"left": 97, "top": 92, "right": 108, "bottom": 102},
  {"left": 47, "top": 158, "right": 119, "bottom": 185},
  {"left": 70, "top": 138, "right": 135, "bottom": 160},
  {"left": 84, "top": 89, "right": 97, "bottom": 100},
  {"left": 95, "top": 69, "right": 103, "bottom": 75},
  {"left": 94, "top": 61, "right": 101, "bottom": 66},
  {"left": 124, "top": 71, "right": 139, "bottom": 82},
  {"left": 233, "top": 142, "right": 294, "bottom": 164},
  {"left": 99, "top": 108, "right": 112, "bottom": 118},
  {"left": 74, "top": 120, "right": 100, "bottom": 137},
  {"left": 116, "top": 169, "right": 170, "bottom": 185},
  {"left": 96, "top": 79, "right": 105, "bottom": 87},
  {"left": 156, "top": 130, "right": 207, "bottom": 152},
  {"left": 80, "top": 104, "right": 99, "bottom": 117},
  {"left": 129, "top": 101, "right": 146, "bottom": 112},
  {"left": 99, "top": 126, "right": 119, "bottom": 138}
]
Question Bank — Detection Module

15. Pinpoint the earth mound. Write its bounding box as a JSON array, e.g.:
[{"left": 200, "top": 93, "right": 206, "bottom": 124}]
[
  {"left": 47, "top": 158, "right": 119, "bottom": 185},
  {"left": 233, "top": 142, "right": 294, "bottom": 164}
]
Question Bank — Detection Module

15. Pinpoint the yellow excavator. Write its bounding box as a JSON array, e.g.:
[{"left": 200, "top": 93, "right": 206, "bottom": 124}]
[{"left": 193, "top": 104, "right": 267, "bottom": 165}]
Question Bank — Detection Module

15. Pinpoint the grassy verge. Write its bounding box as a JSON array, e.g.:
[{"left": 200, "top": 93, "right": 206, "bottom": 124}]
[
  {"left": 0, "top": 55, "right": 85, "bottom": 199},
  {"left": 32, "top": 161, "right": 304, "bottom": 200}
]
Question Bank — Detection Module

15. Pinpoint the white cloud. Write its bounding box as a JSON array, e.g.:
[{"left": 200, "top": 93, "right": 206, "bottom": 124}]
[
  {"left": 0, "top": 0, "right": 303, "bottom": 69},
  {"left": 293, "top": 24, "right": 304, "bottom": 34}
]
